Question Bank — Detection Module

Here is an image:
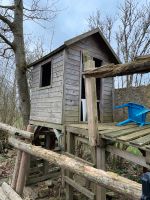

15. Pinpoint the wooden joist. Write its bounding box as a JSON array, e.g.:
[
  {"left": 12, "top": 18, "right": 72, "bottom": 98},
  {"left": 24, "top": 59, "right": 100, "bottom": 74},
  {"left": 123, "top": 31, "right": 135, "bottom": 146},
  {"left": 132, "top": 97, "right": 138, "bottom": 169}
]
[
  {"left": 83, "top": 56, "right": 150, "bottom": 78},
  {"left": 106, "top": 145, "right": 150, "bottom": 169},
  {"left": 8, "top": 137, "right": 142, "bottom": 199},
  {"left": 0, "top": 122, "right": 34, "bottom": 139}
]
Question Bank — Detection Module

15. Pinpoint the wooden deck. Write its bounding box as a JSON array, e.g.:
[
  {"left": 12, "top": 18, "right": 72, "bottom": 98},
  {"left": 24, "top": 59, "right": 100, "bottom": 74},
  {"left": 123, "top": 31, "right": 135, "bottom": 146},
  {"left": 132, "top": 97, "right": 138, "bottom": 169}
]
[{"left": 66, "top": 123, "right": 150, "bottom": 151}]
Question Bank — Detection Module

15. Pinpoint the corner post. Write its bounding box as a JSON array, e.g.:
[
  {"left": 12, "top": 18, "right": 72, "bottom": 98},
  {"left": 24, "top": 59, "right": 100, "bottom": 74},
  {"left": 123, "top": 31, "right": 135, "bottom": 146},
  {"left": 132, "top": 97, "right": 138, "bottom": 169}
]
[{"left": 84, "top": 53, "right": 106, "bottom": 200}]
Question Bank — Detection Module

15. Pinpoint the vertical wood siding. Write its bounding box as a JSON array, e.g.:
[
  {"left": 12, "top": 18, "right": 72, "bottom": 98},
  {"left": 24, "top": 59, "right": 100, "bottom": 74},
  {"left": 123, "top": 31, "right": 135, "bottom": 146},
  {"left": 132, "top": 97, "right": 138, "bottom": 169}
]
[
  {"left": 30, "top": 51, "right": 64, "bottom": 124},
  {"left": 63, "top": 35, "right": 114, "bottom": 123}
]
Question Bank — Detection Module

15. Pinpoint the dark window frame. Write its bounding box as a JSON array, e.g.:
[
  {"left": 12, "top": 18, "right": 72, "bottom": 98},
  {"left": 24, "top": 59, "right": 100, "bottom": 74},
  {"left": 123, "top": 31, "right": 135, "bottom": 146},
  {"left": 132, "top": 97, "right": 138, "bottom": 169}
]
[{"left": 40, "top": 61, "right": 52, "bottom": 88}]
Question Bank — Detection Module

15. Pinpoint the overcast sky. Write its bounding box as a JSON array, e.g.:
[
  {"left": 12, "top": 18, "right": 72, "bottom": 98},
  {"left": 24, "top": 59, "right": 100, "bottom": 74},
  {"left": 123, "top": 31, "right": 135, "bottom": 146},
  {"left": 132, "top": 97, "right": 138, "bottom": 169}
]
[{"left": 24, "top": 0, "right": 120, "bottom": 52}]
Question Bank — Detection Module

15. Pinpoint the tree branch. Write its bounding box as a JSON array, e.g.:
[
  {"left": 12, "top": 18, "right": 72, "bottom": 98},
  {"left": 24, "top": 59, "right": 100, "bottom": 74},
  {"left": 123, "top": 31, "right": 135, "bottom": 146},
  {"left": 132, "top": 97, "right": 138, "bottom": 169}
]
[
  {"left": 0, "top": 5, "right": 15, "bottom": 10},
  {"left": 0, "top": 33, "right": 14, "bottom": 49},
  {"left": 0, "top": 14, "right": 14, "bottom": 30}
]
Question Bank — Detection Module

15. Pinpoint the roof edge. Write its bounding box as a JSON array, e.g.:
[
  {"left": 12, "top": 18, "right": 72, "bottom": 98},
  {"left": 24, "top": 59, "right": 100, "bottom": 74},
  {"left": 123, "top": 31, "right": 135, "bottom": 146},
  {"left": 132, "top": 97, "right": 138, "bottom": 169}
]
[{"left": 27, "top": 44, "right": 66, "bottom": 68}]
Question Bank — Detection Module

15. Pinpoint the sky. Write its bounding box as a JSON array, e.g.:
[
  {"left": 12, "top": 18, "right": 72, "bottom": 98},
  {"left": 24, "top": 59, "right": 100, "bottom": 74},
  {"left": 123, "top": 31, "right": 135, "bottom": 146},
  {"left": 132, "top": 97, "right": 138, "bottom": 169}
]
[{"left": 24, "top": 0, "right": 120, "bottom": 52}]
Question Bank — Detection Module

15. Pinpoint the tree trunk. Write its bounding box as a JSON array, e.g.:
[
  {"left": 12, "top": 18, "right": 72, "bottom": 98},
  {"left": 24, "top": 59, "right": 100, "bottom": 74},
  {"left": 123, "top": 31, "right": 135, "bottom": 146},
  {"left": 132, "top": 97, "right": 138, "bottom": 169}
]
[{"left": 13, "top": 0, "right": 30, "bottom": 128}]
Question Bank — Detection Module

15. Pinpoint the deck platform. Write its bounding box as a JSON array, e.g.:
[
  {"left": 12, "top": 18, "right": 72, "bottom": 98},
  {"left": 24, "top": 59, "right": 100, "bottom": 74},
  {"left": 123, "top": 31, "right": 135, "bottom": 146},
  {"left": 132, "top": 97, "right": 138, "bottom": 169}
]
[{"left": 66, "top": 123, "right": 150, "bottom": 151}]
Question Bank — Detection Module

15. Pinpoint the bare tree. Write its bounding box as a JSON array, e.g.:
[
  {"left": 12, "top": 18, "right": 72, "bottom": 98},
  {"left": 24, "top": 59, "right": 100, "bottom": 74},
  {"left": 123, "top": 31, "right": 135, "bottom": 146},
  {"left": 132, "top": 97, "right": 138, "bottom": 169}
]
[
  {"left": 0, "top": 0, "right": 58, "bottom": 127},
  {"left": 87, "top": 10, "right": 114, "bottom": 43},
  {"left": 87, "top": 0, "right": 150, "bottom": 88}
]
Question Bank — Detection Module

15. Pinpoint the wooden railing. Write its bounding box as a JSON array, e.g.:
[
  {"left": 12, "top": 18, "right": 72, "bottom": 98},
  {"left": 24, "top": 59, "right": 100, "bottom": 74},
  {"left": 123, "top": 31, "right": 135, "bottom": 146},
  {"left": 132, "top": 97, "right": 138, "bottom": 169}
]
[{"left": 0, "top": 122, "right": 143, "bottom": 199}]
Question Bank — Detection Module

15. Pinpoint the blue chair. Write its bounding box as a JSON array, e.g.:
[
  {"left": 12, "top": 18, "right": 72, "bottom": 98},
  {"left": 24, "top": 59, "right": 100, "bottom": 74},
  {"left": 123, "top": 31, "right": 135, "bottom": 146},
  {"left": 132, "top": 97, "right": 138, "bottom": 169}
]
[{"left": 115, "top": 102, "right": 150, "bottom": 126}]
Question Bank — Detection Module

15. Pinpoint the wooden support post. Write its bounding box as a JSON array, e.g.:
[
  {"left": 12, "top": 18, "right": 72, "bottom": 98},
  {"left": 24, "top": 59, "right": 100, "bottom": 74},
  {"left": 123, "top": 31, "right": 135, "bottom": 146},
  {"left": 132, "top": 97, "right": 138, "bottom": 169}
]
[
  {"left": 16, "top": 151, "right": 30, "bottom": 195},
  {"left": 11, "top": 150, "right": 22, "bottom": 190},
  {"left": 15, "top": 124, "right": 34, "bottom": 196},
  {"left": 62, "top": 127, "right": 66, "bottom": 188},
  {"left": 84, "top": 59, "right": 98, "bottom": 147},
  {"left": 96, "top": 146, "right": 106, "bottom": 200},
  {"left": 66, "top": 132, "right": 75, "bottom": 200},
  {"left": 44, "top": 133, "right": 51, "bottom": 174},
  {"left": 84, "top": 55, "right": 106, "bottom": 199}
]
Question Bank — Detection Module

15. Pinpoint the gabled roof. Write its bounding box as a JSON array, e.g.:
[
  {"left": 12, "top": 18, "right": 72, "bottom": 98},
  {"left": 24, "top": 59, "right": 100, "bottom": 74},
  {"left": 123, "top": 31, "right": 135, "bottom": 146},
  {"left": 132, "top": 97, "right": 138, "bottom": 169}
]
[{"left": 28, "top": 28, "right": 121, "bottom": 67}]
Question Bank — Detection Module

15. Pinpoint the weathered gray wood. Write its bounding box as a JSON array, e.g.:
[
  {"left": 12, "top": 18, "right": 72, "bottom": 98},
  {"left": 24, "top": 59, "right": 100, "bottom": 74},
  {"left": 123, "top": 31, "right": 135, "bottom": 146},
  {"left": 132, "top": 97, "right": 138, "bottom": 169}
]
[
  {"left": 2, "top": 182, "right": 23, "bottom": 200},
  {"left": 66, "top": 132, "right": 75, "bottom": 200},
  {"left": 0, "top": 122, "right": 34, "bottom": 139},
  {"left": 102, "top": 126, "right": 146, "bottom": 139},
  {"left": 130, "top": 134, "right": 150, "bottom": 146},
  {"left": 16, "top": 151, "right": 30, "bottom": 195},
  {"left": 83, "top": 57, "right": 150, "bottom": 78},
  {"left": 9, "top": 137, "right": 142, "bottom": 199},
  {"left": 30, "top": 51, "right": 64, "bottom": 124},
  {"left": 64, "top": 176, "right": 95, "bottom": 200},
  {"left": 11, "top": 150, "right": 22, "bottom": 190},
  {"left": 64, "top": 152, "right": 94, "bottom": 166},
  {"left": 118, "top": 128, "right": 150, "bottom": 142},
  {"left": 84, "top": 59, "right": 98, "bottom": 146},
  {"left": 26, "top": 171, "right": 60, "bottom": 185},
  {"left": 66, "top": 126, "right": 88, "bottom": 136},
  {"left": 145, "top": 151, "right": 150, "bottom": 164},
  {"left": 106, "top": 145, "right": 150, "bottom": 169},
  {"left": 0, "top": 187, "right": 9, "bottom": 200},
  {"left": 96, "top": 146, "right": 106, "bottom": 200}
]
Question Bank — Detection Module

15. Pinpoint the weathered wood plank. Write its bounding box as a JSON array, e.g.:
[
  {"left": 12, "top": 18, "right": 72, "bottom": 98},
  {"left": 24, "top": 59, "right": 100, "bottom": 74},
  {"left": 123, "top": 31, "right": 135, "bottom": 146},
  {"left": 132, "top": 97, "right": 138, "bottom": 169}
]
[
  {"left": 0, "top": 122, "right": 34, "bottom": 139},
  {"left": 2, "top": 182, "right": 23, "bottom": 200},
  {"left": 9, "top": 137, "right": 142, "bottom": 199},
  {"left": 99, "top": 125, "right": 135, "bottom": 135},
  {"left": 84, "top": 59, "right": 98, "bottom": 146},
  {"left": 0, "top": 188, "right": 9, "bottom": 200},
  {"left": 130, "top": 134, "right": 150, "bottom": 146},
  {"left": 102, "top": 126, "right": 145, "bottom": 139},
  {"left": 106, "top": 145, "right": 150, "bottom": 169},
  {"left": 64, "top": 176, "right": 95, "bottom": 200},
  {"left": 118, "top": 128, "right": 150, "bottom": 142}
]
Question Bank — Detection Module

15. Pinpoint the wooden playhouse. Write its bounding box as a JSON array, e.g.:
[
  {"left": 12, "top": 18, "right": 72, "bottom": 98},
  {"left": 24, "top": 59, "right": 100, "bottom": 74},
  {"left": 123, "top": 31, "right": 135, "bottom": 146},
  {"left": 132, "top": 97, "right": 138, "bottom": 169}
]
[{"left": 28, "top": 28, "right": 120, "bottom": 130}]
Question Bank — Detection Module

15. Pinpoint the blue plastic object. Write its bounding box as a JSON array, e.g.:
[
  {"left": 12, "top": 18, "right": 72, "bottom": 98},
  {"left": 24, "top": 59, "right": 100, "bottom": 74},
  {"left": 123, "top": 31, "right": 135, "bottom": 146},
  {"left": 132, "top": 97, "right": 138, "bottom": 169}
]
[
  {"left": 141, "top": 172, "right": 150, "bottom": 200},
  {"left": 114, "top": 102, "right": 150, "bottom": 126}
]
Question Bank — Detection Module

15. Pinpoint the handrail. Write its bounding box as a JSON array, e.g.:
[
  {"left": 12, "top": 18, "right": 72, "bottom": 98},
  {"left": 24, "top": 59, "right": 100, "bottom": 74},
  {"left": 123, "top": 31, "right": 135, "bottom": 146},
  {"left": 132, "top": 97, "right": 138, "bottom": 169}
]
[
  {"left": 8, "top": 136, "right": 141, "bottom": 199},
  {"left": 0, "top": 122, "right": 34, "bottom": 139},
  {"left": 83, "top": 57, "right": 150, "bottom": 78}
]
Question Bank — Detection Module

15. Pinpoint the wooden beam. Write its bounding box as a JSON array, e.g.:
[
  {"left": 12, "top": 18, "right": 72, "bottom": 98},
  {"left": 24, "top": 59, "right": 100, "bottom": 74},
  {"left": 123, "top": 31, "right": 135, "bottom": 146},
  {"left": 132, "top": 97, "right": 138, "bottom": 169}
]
[
  {"left": 83, "top": 57, "right": 150, "bottom": 78},
  {"left": 66, "top": 132, "right": 75, "bottom": 200},
  {"left": 0, "top": 122, "right": 34, "bottom": 139},
  {"left": 96, "top": 146, "right": 106, "bottom": 200},
  {"left": 2, "top": 182, "right": 23, "bottom": 200},
  {"left": 84, "top": 60, "right": 98, "bottom": 146},
  {"left": 106, "top": 145, "right": 150, "bottom": 169},
  {"left": 0, "top": 187, "right": 9, "bottom": 200},
  {"left": 16, "top": 151, "right": 30, "bottom": 195},
  {"left": 64, "top": 176, "right": 95, "bottom": 200},
  {"left": 8, "top": 137, "right": 142, "bottom": 199},
  {"left": 11, "top": 151, "right": 22, "bottom": 190},
  {"left": 29, "top": 120, "right": 63, "bottom": 130}
]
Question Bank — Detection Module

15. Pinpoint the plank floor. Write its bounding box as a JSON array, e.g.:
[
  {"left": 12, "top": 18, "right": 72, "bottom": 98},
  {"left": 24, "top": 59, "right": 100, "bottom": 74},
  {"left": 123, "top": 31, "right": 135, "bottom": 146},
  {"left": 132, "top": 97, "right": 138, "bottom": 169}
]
[{"left": 67, "top": 123, "right": 150, "bottom": 150}]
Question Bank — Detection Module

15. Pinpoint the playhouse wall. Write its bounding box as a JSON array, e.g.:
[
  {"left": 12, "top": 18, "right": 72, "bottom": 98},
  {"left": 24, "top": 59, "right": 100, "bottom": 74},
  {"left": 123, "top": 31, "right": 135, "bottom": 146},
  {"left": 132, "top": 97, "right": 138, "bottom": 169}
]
[
  {"left": 30, "top": 51, "right": 64, "bottom": 124},
  {"left": 63, "top": 35, "right": 114, "bottom": 123}
]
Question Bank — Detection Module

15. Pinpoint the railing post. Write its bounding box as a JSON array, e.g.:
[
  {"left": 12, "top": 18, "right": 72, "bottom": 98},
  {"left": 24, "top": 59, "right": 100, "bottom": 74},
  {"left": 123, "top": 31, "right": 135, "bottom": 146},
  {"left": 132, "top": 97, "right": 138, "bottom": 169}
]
[
  {"left": 15, "top": 124, "right": 34, "bottom": 196},
  {"left": 141, "top": 172, "right": 150, "bottom": 200},
  {"left": 83, "top": 52, "right": 106, "bottom": 200}
]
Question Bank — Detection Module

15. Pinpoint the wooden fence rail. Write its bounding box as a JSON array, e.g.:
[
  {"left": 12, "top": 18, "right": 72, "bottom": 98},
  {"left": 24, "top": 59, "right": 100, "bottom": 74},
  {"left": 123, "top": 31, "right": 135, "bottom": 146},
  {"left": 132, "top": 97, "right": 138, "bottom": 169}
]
[
  {"left": 83, "top": 56, "right": 150, "bottom": 78},
  {"left": 8, "top": 136, "right": 142, "bottom": 199},
  {"left": 0, "top": 122, "right": 33, "bottom": 139}
]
